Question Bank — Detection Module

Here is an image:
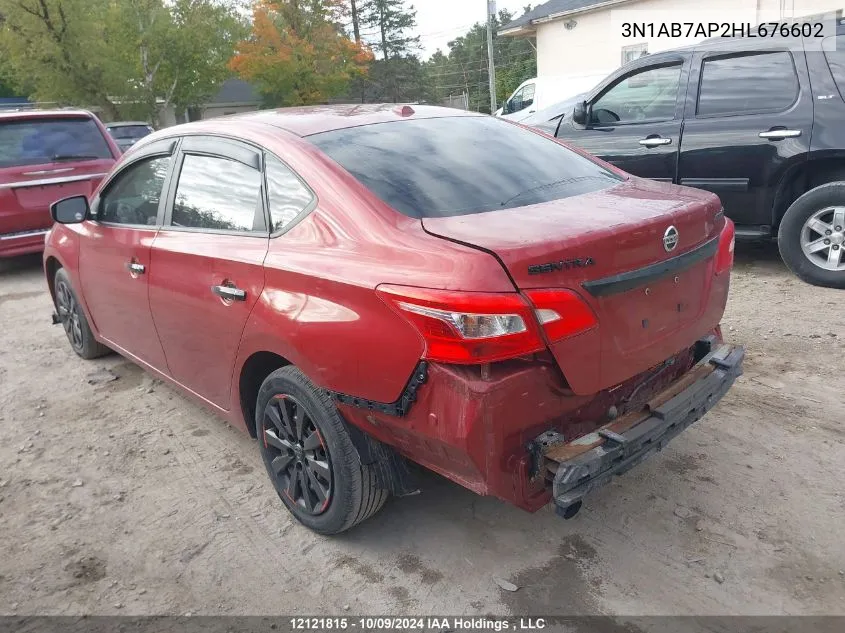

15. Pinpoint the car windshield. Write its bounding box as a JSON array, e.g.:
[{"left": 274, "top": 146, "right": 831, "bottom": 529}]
[
  {"left": 308, "top": 116, "right": 622, "bottom": 218},
  {"left": 108, "top": 125, "right": 152, "bottom": 140},
  {"left": 0, "top": 117, "right": 113, "bottom": 168}
]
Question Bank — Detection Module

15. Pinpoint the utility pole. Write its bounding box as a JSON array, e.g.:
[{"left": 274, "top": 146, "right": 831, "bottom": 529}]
[{"left": 486, "top": 0, "right": 497, "bottom": 113}]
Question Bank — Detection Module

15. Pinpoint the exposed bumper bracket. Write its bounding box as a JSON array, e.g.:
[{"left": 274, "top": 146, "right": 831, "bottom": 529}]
[{"left": 540, "top": 341, "right": 744, "bottom": 520}]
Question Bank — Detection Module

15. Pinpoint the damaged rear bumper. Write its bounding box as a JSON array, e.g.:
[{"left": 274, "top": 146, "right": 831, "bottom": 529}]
[{"left": 542, "top": 342, "right": 744, "bottom": 519}]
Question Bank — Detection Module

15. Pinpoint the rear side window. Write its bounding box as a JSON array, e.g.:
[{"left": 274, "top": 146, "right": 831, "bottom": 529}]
[
  {"left": 823, "top": 35, "right": 845, "bottom": 100},
  {"left": 0, "top": 117, "right": 113, "bottom": 168},
  {"left": 99, "top": 156, "right": 171, "bottom": 225},
  {"left": 171, "top": 154, "right": 263, "bottom": 232},
  {"left": 265, "top": 154, "right": 314, "bottom": 233},
  {"left": 308, "top": 116, "right": 622, "bottom": 218},
  {"left": 697, "top": 52, "right": 799, "bottom": 116}
]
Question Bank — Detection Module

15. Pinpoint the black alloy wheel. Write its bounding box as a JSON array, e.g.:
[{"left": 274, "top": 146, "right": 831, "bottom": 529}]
[
  {"left": 55, "top": 277, "right": 84, "bottom": 353},
  {"left": 262, "top": 394, "right": 332, "bottom": 515}
]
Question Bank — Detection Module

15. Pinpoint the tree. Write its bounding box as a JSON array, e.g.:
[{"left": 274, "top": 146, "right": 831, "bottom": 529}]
[
  {"left": 420, "top": 9, "right": 536, "bottom": 113},
  {"left": 229, "top": 0, "right": 372, "bottom": 107},
  {"left": 0, "top": 0, "right": 245, "bottom": 123},
  {"left": 359, "top": 0, "right": 418, "bottom": 62}
]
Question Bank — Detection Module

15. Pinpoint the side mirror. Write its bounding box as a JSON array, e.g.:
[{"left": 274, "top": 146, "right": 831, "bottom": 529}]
[
  {"left": 572, "top": 100, "right": 588, "bottom": 126},
  {"left": 51, "top": 195, "right": 89, "bottom": 224}
]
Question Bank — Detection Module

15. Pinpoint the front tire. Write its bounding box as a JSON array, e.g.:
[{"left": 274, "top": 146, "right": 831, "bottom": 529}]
[
  {"left": 53, "top": 268, "right": 110, "bottom": 359},
  {"left": 778, "top": 183, "right": 845, "bottom": 289},
  {"left": 256, "top": 366, "right": 388, "bottom": 535}
]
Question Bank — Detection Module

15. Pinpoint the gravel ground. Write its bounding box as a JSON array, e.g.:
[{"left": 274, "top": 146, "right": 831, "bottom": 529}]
[{"left": 0, "top": 245, "right": 843, "bottom": 617}]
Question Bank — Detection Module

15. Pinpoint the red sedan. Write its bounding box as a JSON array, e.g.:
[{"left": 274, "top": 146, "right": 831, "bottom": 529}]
[{"left": 44, "top": 104, "right": 743, "bottom": 534}]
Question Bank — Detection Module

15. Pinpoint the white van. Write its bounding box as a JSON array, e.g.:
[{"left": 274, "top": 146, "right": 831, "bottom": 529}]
[{"left": 495, "top": 73, "right": 610, "bottom": 123}]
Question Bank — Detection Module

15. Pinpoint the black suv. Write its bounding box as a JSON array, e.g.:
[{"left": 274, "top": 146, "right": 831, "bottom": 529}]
[{"left": 550, "top": 27, "right": 845, "bottom": 288}]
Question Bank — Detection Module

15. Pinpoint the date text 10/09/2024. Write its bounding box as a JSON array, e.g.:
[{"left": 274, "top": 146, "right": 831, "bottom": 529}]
[
  {"left": 290, "top": 618, "right": 547, "bottom": 631},
  {"left": 621, "top": 21, "right": 826, "bottom": 39}
]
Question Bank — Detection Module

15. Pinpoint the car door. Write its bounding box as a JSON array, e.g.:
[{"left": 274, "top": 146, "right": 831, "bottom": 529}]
[
  {"left": 77, "top": 139, "right": 177, "bottom": 370},
  {"left": 148, "top": 136, "right": 269, "bottom": 409},
  {"left": 677, "top": 45, "right": 812, "bottom": 234},
  {"left": 555, "top": 56, "right": 690, "bottom": 182},
  {"left": 502, "top": 82, "right": 536, "bottom": 121}
]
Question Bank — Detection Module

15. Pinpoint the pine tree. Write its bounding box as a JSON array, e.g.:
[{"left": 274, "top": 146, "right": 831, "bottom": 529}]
[{"left": 360, "top": 0, "right": 419, "bottom": 62}]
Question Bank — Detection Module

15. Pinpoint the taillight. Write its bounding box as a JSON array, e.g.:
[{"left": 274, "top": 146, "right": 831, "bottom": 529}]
[
  {"left": 376, "top": 285, "right": 545, "bottom": 364},
  {"left": 715, "top": 218, "right": 735, "bottom": 275},
  {"left": 524, "top": 289, "right": 598, "bottom": 342}
]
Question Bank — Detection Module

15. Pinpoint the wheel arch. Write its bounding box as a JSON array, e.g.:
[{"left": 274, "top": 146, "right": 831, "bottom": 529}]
[
  {"left": 773, "top": 155, "right": 845, "bottom": 228},
  {"left": 238, "top": 350, "right": 292, "bottom": 438},
  {"left": 44, "top": 255, "right": 63, "bottom": 303}
]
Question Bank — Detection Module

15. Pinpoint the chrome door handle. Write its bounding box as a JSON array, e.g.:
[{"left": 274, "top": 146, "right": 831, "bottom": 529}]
[
  {"left": 211, "top": 285, "right": 246, "bottom": 301},
  {"left": 639, "top": 137, "right": 672, "bottom": 147},
  {"left": 125, "top": 262, "right": 145, "bottom": 275},
  {"left": 758, "top": 129, "right": 801, "bottom": 140}
]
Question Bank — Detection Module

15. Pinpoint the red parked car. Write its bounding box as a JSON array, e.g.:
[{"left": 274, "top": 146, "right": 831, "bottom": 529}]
[
  {"left": 44, "top": 105, "right": 743, "bottom": 534},
  {"left": 1, "top": 109, "right": 119, "bottom": 258}
]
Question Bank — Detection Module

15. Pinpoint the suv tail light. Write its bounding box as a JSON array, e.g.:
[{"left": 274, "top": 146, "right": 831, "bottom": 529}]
[
  {"left": 376, "top": 285, "right": 545, "bottom": 364},
  {"left": 524, "top": 289, "right": 598, "bottom": 342},
  {"left": 715, "top": 218, "right": 735, "bottom": 276}
]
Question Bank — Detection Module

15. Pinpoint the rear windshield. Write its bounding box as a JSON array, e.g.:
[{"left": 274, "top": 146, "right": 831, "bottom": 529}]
[
  {"left": 108, "top": 125, "right": 152, "bottom": 139},
  {"left": 308, "top": 116, "right": 622, "bottom": 218},
  {"left": 0, "top": 117, "right": 113, "bottom": 168}
]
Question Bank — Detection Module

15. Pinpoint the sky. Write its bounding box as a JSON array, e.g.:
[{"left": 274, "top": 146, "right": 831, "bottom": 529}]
[{"left": 410, "top": 0, "right": 531, "bottom": 58}]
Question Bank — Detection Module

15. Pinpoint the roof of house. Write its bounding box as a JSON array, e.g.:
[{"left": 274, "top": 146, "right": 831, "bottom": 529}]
[
  {"left": 501, "top": 0, "right": 627, "bottom": 34},
  {"left": 209, "top": 78, "right": 261, "bottom": 105}
]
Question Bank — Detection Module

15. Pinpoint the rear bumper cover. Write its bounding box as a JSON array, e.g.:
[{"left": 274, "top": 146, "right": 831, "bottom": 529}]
[{"left": 548, "top": 342, "right": 744, "bottom": 517}]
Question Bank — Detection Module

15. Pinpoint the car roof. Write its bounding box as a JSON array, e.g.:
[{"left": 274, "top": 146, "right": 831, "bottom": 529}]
[
  {"left": 220, "top": 103, "right": 484, "bottom": 137},
  {"left": 0, "top": 108, "right": 97, "bottom": 121}
]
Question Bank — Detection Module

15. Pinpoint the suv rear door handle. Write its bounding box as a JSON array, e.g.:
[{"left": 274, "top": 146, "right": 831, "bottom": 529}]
[
  {"left": 639, "top": 136, "right": 672, "bottom": 147},
  {"left": 758, "top": 129, "right": 802, "bottom": 140},
  {"left": 211, "top": 285, "right": 247, "bottom": 301}
]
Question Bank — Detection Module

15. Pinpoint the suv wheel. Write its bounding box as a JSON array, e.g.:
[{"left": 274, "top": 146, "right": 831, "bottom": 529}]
[
  {"left": 778, "top": 182, "right": 845, "bottom": 289},
  {"left": 256, "top": 366, "right": 388, "bottom": 535},
  {"left": 53, "top": 268, "right": 110, "bottom": 359}
]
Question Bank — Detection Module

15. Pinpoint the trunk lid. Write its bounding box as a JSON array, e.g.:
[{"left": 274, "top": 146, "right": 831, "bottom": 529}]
[{"left": 423, "top": 178, "right": 726, "bottom": 395}]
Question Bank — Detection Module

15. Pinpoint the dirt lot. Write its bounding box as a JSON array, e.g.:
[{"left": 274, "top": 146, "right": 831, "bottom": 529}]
[{"left": 0, "top": 245, "right": 843, "bottom": 617}]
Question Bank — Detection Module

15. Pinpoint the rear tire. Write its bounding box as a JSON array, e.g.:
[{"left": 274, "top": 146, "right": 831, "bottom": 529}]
[
  {"left": 778, "top": 183, "right": 845, "bottom": 289},
  {"left": 256, "top": 366, "right": 388, "bottom": 535},
  {"left": 53, "top": 268, "right": 110, "bottom": 360}
]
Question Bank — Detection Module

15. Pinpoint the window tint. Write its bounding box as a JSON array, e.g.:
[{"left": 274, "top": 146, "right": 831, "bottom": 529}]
[
  {"left": 697, "top": 52, "right": 798, "bottom": 116},
  {"left": 823, "top": 35, "right": 845, "bottom": 100},
  {"left": 108, "top": 125, "right": 153, "bottom": 140},
  {"left": 265, "top": 155, "right": 314, "bottom": 233},
  {"left": 591, "top": 64, "right": 681, "bottom": 125},
  {"left": 98, "top": 156, "right": 170, "bottom": 225},
  {"left": 308, "top": 116, "right": 622, "bottom": 219},
  {"left": 171, "top": 154, "right": 263, "bottom": 232},
  {"left": 0, "top": 117, "right": 112, "bottom": 168}
]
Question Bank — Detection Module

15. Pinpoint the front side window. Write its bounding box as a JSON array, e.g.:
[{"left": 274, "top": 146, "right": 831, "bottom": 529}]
[
  {"left": 521, "top": 83, "right": 536, "bottom": 109},
  {"left": 697, "top": 52, "right": 798, "bottom": 116},
  {"left": 0, "top": 117, "right": 113, "bottom": 168},
  {"left": 308, "top": 116, "right": 622, "bottom": 218},
  {"left": 265, "top": 155, "right": 314, "bottom": 233},
  {"left": 591, "top": 64, "right": 681, "bottom": 125},
  {"left": 508, "top": 86, "right": 527, "bottom": 113},
  {"left": 823, "top": 35, "right": 845, "bottom": 101},
  {"left": 98, "top": 156, "right": 171, "bottom": 225},
  {"left": 171, "top": 154, "right": 263, "bottom": 232}
]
